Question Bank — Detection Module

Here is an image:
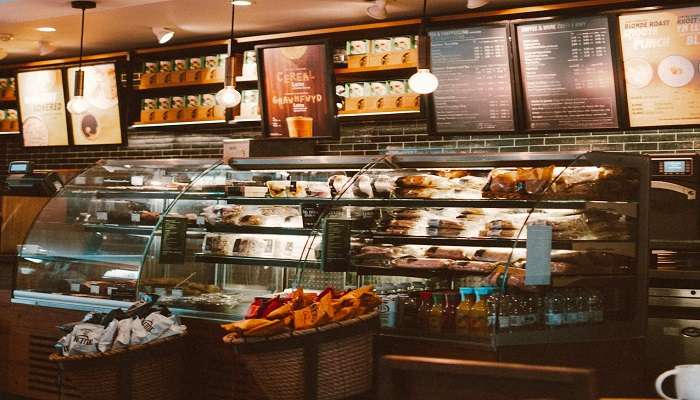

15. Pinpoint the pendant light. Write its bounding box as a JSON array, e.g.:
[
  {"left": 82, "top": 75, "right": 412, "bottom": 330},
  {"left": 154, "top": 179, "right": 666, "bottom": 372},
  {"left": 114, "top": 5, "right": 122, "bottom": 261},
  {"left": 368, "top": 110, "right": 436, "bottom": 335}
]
[
  {"left": 66, "top": 1, "right": 96, "bottom": 116},
  {"left": 215, "top": 2, "right": 242, "bottom": 108},
  {"left": 408, "top": 0, "right": 439, "bottom": 95}
]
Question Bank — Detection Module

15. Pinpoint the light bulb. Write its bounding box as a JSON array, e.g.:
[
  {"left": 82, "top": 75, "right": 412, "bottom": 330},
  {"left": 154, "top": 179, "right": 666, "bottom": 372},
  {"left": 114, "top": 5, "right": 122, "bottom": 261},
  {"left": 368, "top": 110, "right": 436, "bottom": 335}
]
[
  {"left": 408, "top": 68, "right": 439, "bottom": 94},
  {"left": 152, "top": 27, "right": 175, "bottom": 44},
  {"left": 215, "top": 85, "right": 242, "bottom": 108},
  {"left": 67, "top": 96, "right": 90, "bottom": 115}
]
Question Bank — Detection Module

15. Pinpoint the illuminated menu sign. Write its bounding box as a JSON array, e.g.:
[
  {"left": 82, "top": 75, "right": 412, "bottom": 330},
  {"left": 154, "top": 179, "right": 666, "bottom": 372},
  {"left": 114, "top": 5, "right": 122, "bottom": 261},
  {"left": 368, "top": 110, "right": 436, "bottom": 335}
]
[
  {"left": 257, "top": 40, "right": 337, "bottom": 139},
  {"left": 429, "top": 26, "right": 515, "bottom": 133},
  {"left": 517, "top": 16, "right": 619, "bottom": 130},
  {"left": 17, "top": 69, "right": 70, "bottom": 147},
  {"left": 619, "top": 7, "right": 700, "bottom": 127}
]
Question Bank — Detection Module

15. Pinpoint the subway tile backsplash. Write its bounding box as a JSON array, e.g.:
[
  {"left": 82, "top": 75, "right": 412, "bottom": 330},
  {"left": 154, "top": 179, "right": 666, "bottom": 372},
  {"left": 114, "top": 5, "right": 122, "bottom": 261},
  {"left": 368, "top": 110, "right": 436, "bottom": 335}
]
[{"left": 0, "top": 117, "right": 698, "bottom": 171}]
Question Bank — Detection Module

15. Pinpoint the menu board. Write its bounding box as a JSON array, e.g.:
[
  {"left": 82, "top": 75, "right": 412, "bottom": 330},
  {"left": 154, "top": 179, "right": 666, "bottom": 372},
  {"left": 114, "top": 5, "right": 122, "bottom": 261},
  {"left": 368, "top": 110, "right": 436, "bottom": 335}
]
[
  {"left": 67, "top": 63, "right": 123, "bottom": 145},
  {"left": 619, "top": 7, "right": 700, "bottom": 127},
  {"left": 257, "top": 40, "right": 337, "bottom": 138},
  {"left": 429, "top": 26, "right": 515, "bottom": 133},
  {"left": 17, "top": 69, "right": 70, "bottom": 147},
  {"left": 517, "top": 16, "right": 619, "bottom": 130}
]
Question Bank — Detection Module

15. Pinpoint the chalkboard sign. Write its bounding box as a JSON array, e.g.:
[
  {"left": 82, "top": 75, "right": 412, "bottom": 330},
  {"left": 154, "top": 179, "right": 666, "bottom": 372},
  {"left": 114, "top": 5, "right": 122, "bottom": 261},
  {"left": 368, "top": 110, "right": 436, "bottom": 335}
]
[
  {"left": 429, "top": 25, "right": 516, "bottom": 134},
  {"left": 159, "top": 216, "right": 188, "bottom": 264},
  {"left": 517, "top": 16, "right": 619, "bottom": 130},
  {"left": 257, "top": 39, "right": 338, "bottom": 139},
  {"left": 321, "top": 218, "right": 351, "bottom": 272}
]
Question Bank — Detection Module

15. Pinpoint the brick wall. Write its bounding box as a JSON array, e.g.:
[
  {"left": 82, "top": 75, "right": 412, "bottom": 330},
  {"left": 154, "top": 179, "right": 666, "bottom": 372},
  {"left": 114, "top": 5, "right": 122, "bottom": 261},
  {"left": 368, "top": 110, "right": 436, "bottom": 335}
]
[{"left": 0, "top": 118, "right": 698, "bottom": 171}]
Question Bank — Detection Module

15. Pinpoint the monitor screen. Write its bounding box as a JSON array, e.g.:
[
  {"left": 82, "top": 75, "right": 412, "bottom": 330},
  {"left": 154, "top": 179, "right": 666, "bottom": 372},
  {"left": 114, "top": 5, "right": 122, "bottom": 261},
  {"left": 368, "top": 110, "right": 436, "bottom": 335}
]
[{"left": 664, "top": 160, "right": 686, "bottom": 173}]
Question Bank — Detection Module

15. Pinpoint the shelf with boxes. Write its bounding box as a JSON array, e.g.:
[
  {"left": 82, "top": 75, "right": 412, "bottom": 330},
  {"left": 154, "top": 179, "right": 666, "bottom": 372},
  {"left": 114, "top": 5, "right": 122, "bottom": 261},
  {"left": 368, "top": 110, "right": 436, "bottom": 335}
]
[
  {"left": 334, "top": 36, "right": 421, "bottom": 117},
  {"left": 0, "top": 76, "right": 19, "bottom": 133}
]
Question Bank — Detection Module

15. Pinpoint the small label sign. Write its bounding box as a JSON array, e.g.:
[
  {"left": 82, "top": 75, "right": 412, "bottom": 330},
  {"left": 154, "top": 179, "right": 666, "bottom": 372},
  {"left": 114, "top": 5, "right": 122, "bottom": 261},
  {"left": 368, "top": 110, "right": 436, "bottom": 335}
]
[
  {"left": 321, "top": 218, "right": 351, "bottom": 272},
  {"left": 525, "top": 224, "right": 552, "bottom": 286},
  {"left": 159, "top": 216, "right": 188, "bottom": 264}
]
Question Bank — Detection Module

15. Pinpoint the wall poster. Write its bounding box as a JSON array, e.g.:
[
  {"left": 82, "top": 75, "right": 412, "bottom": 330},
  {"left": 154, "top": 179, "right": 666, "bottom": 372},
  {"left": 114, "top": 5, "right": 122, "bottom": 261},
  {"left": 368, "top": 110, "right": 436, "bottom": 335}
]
[
  {"left": 256, "top": 40, "right": 337, "bottom": 138},
  {"left": 17, "top": 69, "right": 70, "bottom": 147},
  {"left": 619, "top": 7, "right": 700, "bottom": 127},
  {"left": 67, "top": 63, "right": 123, "bottom": 145}
]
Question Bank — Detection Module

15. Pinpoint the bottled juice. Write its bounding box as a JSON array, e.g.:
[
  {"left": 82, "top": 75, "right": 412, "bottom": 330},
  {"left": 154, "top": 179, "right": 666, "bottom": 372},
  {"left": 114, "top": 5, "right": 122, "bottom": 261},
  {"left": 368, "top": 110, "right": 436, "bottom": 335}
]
[
  {"left": 468, "top": 287, "right": 490, "bottom": 338},
  {"left": 416, "top": 291, "right": 432, "bottom": 331},
  {"left": 443, "top": 292, "right": 459, "bottom": 332},
  {"left": 428, "top": 293, "right": 444, "bottom": 335},
  {"left": 455, "top": 288, "right": 475, "bottom": 336}
]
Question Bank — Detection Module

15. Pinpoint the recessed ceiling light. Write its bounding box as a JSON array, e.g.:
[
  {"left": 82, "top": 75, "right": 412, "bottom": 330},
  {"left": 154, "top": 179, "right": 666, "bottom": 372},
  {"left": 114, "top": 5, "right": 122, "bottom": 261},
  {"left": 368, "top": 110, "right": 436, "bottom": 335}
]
[
  {"left": 466, "top": 0, "right": 490, "bottom": 9},
  {"left": 37, "top": 27, "right": 57, "bottom": 32},
  {"left": 367, "top": 0, "right": 388, "bottom": 20},
  {"left": 231, "top": 0, "right": 253, "bottom": 5}
]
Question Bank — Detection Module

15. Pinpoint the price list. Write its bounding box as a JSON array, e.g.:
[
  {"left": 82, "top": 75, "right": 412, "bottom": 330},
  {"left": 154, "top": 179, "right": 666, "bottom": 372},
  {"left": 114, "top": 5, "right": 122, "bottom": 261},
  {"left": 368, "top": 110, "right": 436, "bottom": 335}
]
[
  {"left": 429, "top": 26, "right": 515, "bottom": 133},
  {"left": 517, "top": 16, "right": 619, "bottom": 130}
]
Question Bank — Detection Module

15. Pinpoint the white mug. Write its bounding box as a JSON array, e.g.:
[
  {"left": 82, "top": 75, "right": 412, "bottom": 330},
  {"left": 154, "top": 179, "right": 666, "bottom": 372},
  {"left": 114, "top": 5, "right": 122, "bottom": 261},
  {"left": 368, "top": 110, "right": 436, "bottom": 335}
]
[{"left": 656, "top": 364, "right": 700, "bottom": 400}]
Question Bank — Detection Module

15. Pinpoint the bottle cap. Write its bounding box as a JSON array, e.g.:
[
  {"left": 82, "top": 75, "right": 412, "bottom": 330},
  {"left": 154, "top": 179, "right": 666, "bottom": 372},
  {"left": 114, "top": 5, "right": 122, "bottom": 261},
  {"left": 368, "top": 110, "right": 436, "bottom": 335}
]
[
  {"left": 459, "top": 287, "right": 474, "bottom": 301},
  {"left": 419, "top": 291, "right": 431, "bottom": 301}
]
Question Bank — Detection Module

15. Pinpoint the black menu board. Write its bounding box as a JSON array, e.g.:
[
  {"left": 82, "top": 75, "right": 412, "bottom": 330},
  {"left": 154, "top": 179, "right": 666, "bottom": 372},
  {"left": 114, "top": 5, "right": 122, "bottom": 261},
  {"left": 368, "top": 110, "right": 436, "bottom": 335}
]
[
  {"left": 429, "top": 26, "right": 515, "bottom": 133},
  {"left": 517, "top": 16, "right": 619, "bottom": 130}
]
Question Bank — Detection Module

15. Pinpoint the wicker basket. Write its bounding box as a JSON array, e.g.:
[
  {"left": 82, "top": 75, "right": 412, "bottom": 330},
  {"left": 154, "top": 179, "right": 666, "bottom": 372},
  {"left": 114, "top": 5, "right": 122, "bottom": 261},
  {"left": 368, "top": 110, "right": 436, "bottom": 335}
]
[
  {"left": 49, "top": 333, "right": 187, "bottom": 400},
  {"left": 226, "top": 311, "right": 379, "bottom": 400}
]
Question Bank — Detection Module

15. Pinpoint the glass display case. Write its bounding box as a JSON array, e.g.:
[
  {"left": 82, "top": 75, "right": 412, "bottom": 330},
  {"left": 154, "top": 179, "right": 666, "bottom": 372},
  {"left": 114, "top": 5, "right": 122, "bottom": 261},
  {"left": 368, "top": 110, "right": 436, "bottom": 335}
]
[{"left": 14, "top": 152, "right": 649, "bottom": 347}]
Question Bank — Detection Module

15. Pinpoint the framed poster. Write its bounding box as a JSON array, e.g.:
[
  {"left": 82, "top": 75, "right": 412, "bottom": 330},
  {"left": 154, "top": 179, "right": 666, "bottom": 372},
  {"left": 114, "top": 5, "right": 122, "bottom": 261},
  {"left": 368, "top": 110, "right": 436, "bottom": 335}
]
[
  {"left": 429, "top": 24, "right": 516, "bottom": 134},
  {"left": 619, "top": 6, "right": 700, "bottom": 127},
  {"left": 67, "top": 63, "right": 123, "bottom": 145},
  {"left": 516, "top": 16, "right": 619, "bottom": 131},
  {"left": 256, "top": 40, "right": 338, "bottom": 139},
  {"left": 16, "top": 69, "right": 70, "bottom": 147}
]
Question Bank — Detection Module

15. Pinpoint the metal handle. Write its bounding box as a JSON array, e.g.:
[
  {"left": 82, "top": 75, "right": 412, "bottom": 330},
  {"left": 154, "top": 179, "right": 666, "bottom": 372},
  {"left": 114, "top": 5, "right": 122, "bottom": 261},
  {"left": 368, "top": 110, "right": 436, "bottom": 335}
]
[
  {"left": 651, "top": 180, "right": 697, "bottom": 200},
  {"left": 681, "top": 327, "right": 700, "bottom": 338},
  {"left": 656, "top": 369, "right": 678, "bottom": 400}
]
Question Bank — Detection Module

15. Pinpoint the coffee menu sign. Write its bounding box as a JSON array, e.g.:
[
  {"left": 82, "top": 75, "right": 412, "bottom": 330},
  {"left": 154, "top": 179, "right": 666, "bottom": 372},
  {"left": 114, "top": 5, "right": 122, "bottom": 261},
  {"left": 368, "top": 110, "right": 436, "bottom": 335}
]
[
  {"left": 620, "top": 7, "right": 700, "bottom": 127},
  {"left": 517, "top": 16, "right": 619, "bottom": 130},
  {"left": 257, "top": 40, "right": 337, "bottom": 138},
  {"left": 67, "top": 63, "right": 123, "bottom": 145},
  {"left": 17, "top": 69, "right": 70, "bottom": 147},
  {"left": 429, "top": 25, "right": 515, "bottom": 134}
]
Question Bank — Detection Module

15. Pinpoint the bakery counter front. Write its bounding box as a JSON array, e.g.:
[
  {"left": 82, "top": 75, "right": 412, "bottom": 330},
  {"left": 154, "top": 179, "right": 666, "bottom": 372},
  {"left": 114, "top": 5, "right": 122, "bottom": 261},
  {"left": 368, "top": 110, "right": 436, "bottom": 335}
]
[{"left": 5, "top": 151, "right": 651, "bottom": 398}]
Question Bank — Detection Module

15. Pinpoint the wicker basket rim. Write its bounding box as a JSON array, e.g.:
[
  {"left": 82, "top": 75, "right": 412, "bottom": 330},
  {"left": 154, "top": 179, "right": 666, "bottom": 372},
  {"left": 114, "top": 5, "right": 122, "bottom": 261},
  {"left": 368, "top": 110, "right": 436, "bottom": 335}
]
[
  {"left": 49, "top": 332, "right": 187, "bottom": 362},
  {"left": 227, "top": 310, "right": 379, "bottom": 345}
]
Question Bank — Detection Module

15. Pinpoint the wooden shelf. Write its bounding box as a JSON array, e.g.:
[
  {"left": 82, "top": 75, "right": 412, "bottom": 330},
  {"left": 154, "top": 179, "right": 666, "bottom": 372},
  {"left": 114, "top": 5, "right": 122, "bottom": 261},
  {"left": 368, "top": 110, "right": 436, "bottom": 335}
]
[
  {"left": 129, "top": 120, "right": 227, "bottom": 130},
  {"left": 135, "top": 81, "right": 224, "bottom": 93},
  {"left": 339, "top": 109, "right": 420, "bottom": 118},
  {"left": 334, "top": 64, "right": 417, "bottom": 75},
  {"left": 0, "top": 130, "right": 20, "bottom": 135},
  {"left": 0, "top": 97, "right": 17, "bottom": 102},
  {"left": 235, "top": 76, "right": 258, "bottom": 83}
]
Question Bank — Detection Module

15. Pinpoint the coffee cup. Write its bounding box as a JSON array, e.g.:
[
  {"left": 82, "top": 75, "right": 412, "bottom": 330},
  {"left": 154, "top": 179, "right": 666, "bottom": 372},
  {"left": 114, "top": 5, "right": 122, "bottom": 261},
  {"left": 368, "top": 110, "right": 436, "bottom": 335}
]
[
  {"left": 656, "top": 364, "right": 700, "bottom": 400},
  {"left": 286, "top": 116, "right": 313, "bottom": 138}
]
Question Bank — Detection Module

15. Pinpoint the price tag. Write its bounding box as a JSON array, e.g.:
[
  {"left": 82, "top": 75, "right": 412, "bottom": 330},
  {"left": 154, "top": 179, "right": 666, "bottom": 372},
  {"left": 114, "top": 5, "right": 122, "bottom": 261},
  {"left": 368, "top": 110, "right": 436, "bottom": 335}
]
[
  {"left": 131, "top": 176, "right": 144, "bottom": 186},
  {"left": 93, "top": 177, "right": 104, "bottom": 185},
  {"left": 131, "top": 213, "right": 141, "bottom": 223},
  {"left": 321, "top": 218, "right": 351, "bottom": 272},
  {"left": 74, "top": 176, "right": 86, "bottom": 185},
  {"left": 96, "top": 211, "right": 108, "bottom": 221},
  {"left": 90, "top": 285, "right": 100, "bottom": 295},
  {"left": 154, "top": 287, "right": 167, "bottom": 296},
  {"left": 70, "top": 283, "right": 81, "bottom": 292},
  {"left": 525, "top": 224, "right": 552, "bottom": 286},
  {"left": 196, "top": 216, "right": 205, "bottom": 226},
  {"left": 107, "top": 287, "right": 116, "bottom": 296},
  {"left": 171, "top": 288, "right": 184, "bottom": 298}
]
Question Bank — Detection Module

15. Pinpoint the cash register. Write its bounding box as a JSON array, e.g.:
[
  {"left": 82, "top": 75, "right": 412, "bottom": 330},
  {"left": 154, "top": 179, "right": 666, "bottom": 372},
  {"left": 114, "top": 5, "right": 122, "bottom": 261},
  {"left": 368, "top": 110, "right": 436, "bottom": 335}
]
[{"left": 3, "top": 161, "right": 64, "bottom": 196}]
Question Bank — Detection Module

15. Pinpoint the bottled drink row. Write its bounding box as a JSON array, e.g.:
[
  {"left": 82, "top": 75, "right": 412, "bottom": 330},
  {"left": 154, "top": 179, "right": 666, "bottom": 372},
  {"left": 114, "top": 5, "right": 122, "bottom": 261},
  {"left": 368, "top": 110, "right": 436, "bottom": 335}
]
[{"left": 377, "top": 283, "right": 606, "bottom": 338}]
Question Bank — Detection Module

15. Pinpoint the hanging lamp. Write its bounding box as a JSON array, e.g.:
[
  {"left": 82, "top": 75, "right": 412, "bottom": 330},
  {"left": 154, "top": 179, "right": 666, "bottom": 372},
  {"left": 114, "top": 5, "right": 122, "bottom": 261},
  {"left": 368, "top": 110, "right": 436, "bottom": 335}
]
[
  {"left": 216, "top": 2, "right": 242, "bottom": 108},
  {"left": 66, "top": 1, "right": 96, "bottom": 115},
  {"left": 408, "top": 0, "right": 439, "bottom": 95}
]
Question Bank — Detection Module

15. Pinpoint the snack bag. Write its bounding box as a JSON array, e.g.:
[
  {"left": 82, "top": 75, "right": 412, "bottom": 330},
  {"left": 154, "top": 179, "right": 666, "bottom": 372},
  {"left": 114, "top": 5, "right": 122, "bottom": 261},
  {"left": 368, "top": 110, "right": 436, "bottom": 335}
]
[
  {"left": 131, "top": 312, "right": 174, "bottom": 345},
  {"left": 68, "top": 323, "right": 105, "bottom": 355},
  {"left": 160, "top": 316, "right": 187, "bottom": 339},
  {"left": 266, "top": 302, "right": 293, "bottom": 320},
  {"left": 98, "top": 320, "right": 118, "bottom": 353},
  {"left": 114, "top": 318, "right": 133, "bottom": 349},
  {"left": 56, "top": 332, "right": 73, "bottom": 356}
]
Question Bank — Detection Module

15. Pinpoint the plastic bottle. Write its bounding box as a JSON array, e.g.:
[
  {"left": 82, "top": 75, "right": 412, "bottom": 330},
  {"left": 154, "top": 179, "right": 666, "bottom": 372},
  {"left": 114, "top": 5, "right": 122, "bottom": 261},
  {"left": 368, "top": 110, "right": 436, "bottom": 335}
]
[
  {"left": 416, "top": 291, "right": 432, "bottom": 331},
  {"left": 428, "top": 293, "right": 444, "bottom": 335},
  {"left": 455, "top": 288, "right": 475, "bottom": 336},
  {"left": 397, "top": 292, "right": 419, "bottom": 330},
  {"left": 443, "top": 292, "right": 459, "bottom": 332},
  {"left": 508, "top": 294, "right": 525, "bottom": 332},
  {"left": 588, "top": 289, "right": 604, "bottom": 324},
  {"left": 499, "top": 293, "right": 512, "bottom": 333},
  {"left": 523, "top": 295, "right": 539, "bottom": 329},
  {"left": 575, "top": 289, "right": 589, "bottom": 325},
  {"left": 486, "top": 291, "right": 500, "bottom": 335},
  {"left": 564, "top": 289, "right": 579, "bottom": 326},
  {"left": 545, "top": 290, "right": 565, "bottom": 329},
  {"left": 468, "top": 287, "right": 490, "bottom": 338}
]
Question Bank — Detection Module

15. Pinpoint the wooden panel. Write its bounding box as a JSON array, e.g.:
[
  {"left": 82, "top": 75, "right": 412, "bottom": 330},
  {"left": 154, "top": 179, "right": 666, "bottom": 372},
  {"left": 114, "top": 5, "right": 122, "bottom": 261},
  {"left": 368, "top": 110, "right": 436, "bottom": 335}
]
[
  {"left": 1, "top": 196, "right": 51, "bottom": 254},
  {"left": 374, "top": 334, "right": 498, "bottom": 361}
]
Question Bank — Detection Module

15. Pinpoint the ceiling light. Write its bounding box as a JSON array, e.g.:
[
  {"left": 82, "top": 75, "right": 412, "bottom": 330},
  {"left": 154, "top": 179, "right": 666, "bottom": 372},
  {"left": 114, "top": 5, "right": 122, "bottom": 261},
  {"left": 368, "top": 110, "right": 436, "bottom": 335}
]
[
  {"left": 408, "top": 0, "right": 439, "bottom": 95},
  {"left": 0, "top": 49, "right": 7, "bottom": 61},
  {"left": 152, "top": 27, "right": 175, "bottom": 44},
  {"left": 67, "top": 0, "right": 96, "bottom": 116},
  {"left": 37, "top": 27, "right": 57, "bottom": 32},
  {"left": 466, "top": 0, "right": 489, "bottom": 9},
  {"left": 231, "top": 0, "right": 253, "bottom": 5},
  {"left": 38, "top": 41, "right": 56, "bottom": 56},
  {"left": 0, "top": 33, "right": 14, "bottom": 42},
  {"left": 216, "top": 3, "right": 242, "bottom": 108},
  {"left": 366, "top": 0, "right": 388, "bottom": 20}
]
